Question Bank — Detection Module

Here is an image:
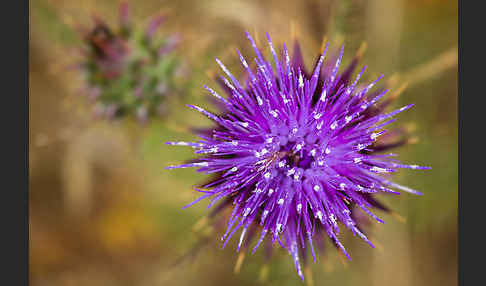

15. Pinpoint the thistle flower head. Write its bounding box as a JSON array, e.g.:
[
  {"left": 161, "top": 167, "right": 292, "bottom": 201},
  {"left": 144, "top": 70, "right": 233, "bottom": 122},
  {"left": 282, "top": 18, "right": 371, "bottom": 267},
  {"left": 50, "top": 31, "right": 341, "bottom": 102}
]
[
  {"left": 168, "top": 32, "right": 429, "bottom": 280},
  {"left": 76, "top": 2, "right": 183, "bottom": 124}
]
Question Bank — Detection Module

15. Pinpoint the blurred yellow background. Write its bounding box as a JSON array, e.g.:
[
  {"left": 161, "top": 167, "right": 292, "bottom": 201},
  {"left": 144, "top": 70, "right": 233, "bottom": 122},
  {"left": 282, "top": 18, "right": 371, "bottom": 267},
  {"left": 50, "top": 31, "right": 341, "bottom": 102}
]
[{"left": 30, "top": 0, "right": 457, "bottom": 285}]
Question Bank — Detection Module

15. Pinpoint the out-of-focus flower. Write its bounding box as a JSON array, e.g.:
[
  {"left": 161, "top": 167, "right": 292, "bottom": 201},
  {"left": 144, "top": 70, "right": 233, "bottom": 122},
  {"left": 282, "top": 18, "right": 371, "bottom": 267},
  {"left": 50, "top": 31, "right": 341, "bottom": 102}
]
[
  {"left": 75, "top": 2, "right": 183, "bottom": 124},
  {"left": 167, "top": 33, "right": 429, "bottom": 280}
]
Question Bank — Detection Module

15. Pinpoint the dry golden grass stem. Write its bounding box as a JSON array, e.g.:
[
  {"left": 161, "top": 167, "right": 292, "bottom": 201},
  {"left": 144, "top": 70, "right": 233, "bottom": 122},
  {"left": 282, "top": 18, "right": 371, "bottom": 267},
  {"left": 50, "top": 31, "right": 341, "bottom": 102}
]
[
  {"left": 165, "top": 121, "right": 192, "bottom": 134},
  {"left": 391, "top": 82, "right": 409, "bottom": 99},
  {"left": 337, "top": 250, "right": 349, "bottom": 268},
  {"left": 234, "top": 251, "right": 246, "bottom": 274},
  {"left": 405, "top": 122, "right": 417, "bottom": 133},
  {"left": 304, "top": 265, "right": 314, "bottom": 286},
  {"left": 258, "top": 264, "right": 269, "bottom": 283},
  {"left": 290, "top": 20, "right": 297, "bottom": 41},
  {"left": 390, "top": 211, "right": 407, "bottom": 223},
  {"left": 355, "top": 41, "right": 368, "bottom": 60},
  {"left": 370, "top": 238, "right": 385, "bottom": 253},
  {"left": 407, "top": 137, "right": 419, "bottom": 144},
  {"left": 154, "top": 6, "right": 173, "bottom": 17},
  {"left": 334, "top": 34, "right": 345, "bottom": 47},
  {"left": 252, "top": 26, "right": 261, "bottom": 46},
  {"left": 192, "top": 217, "right": 209, "bottom": 233},
  {"left": 400, "top": 46, "right": 458, "bottom": 87},
  {"left": 319, "top": 35, "right": 328, "bottom": 54},
  {"left": 323, "top": 257, "right": 334, "bottom": 273}
]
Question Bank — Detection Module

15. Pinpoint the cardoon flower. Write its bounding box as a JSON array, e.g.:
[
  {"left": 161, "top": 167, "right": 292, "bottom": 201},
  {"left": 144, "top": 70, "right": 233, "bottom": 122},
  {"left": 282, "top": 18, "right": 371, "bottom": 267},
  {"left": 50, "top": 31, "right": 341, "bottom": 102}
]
[
  {"left": 75, "top": 2, "right": 183, "bottom": 123},
  {"left": 167, "top": 32, "right": 429, "bottom": 280}
]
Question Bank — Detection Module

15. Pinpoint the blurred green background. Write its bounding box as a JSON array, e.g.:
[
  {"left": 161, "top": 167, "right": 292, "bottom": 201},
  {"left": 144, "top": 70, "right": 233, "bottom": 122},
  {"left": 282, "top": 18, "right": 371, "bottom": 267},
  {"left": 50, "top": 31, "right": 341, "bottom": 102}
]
[{"left": 29, "top": 0, "right": 457, "bottom": 285}]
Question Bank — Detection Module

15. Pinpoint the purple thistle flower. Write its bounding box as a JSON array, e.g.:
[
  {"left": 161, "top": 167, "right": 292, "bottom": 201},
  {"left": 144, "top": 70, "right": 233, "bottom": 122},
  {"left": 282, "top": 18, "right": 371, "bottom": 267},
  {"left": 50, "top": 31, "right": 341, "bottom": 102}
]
[{"left": 167, "top": 32, "right": 429, "bottom": 281}]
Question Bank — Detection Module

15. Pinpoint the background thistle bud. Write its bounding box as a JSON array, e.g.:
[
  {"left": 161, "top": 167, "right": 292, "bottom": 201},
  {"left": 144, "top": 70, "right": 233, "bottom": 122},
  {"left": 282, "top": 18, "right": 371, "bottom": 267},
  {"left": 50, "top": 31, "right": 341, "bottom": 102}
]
[{"left": 77, "top": 2, "right": 184, "bottom": 124}]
